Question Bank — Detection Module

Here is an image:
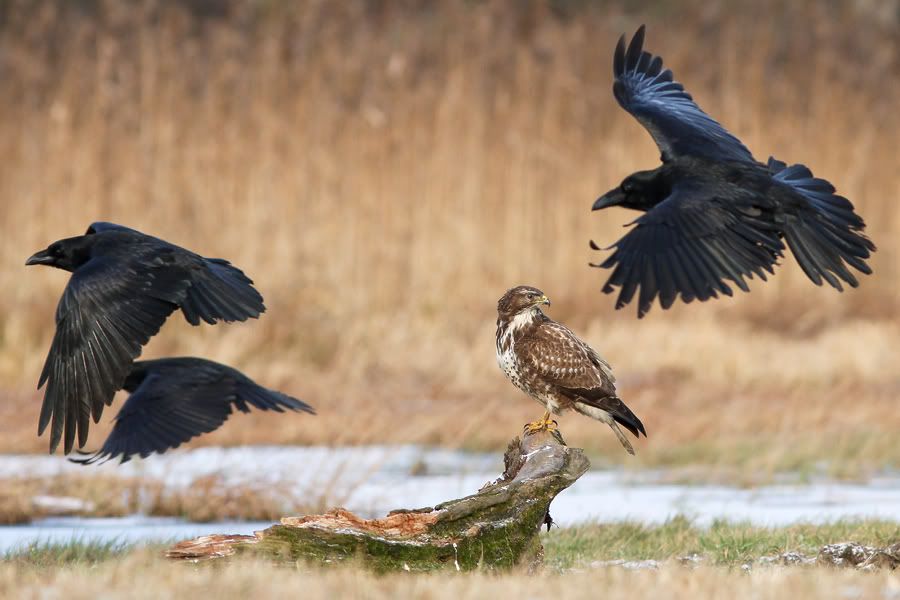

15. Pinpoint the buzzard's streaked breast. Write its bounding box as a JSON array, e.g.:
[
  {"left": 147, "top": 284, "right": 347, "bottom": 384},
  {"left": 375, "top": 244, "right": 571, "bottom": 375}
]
[{"left": 496, "top": 309, "right": 538, "bottom": 390}]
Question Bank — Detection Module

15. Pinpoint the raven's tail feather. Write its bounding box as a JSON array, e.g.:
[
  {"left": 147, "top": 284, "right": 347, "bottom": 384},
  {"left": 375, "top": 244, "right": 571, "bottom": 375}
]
[{"left": 769, "top": 157, "right": 875, "bottom": 290}]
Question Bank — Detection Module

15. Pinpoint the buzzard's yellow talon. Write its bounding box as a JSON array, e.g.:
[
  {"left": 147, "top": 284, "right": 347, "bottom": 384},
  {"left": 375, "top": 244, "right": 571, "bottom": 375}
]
[
  {"left": 523, "top": 412, "right": 556, "bottom": 434},
  {"left": 523, "top": 421, "right": 543, "bottom": 434}
]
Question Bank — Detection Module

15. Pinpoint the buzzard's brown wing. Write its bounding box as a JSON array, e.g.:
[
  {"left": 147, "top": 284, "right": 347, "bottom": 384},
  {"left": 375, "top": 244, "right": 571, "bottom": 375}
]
[
  {"left": 516, "top": 321, "right": 616, "bottom": 398},
  {"left": 517, "top": 321, "right": 645, "bottom": 438}
]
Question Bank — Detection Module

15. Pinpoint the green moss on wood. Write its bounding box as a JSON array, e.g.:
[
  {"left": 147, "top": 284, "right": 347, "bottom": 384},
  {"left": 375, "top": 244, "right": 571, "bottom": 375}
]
[{"left": 172, "top": 430, "right": 589, "bottom": 572}]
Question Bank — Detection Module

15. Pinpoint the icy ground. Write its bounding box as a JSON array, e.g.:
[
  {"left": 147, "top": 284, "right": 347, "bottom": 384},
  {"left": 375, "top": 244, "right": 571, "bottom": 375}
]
[{"left": 3, "top": 446, "right": 900, "bottom": 552}]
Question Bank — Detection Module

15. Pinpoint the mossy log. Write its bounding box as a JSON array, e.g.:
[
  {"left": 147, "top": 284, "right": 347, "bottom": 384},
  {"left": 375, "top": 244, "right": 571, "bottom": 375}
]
[{"left": 167, "top": 428, "right": 589, "bottom": 571}]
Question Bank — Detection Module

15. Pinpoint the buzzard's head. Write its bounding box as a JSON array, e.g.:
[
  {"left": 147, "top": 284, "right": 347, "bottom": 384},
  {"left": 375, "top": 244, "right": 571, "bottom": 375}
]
[{"left": 497, "top": 285, "right": 550, "bottom": 319}]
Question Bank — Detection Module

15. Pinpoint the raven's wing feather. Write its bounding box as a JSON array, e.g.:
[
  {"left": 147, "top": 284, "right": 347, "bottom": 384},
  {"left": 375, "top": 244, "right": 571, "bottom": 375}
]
[
  {"left": 71, "top": 358, "right": 313, "bottom": 465},
  {"left": 37, "top": 256, "right": 188, "bottom": 454},
  {"left": 613, "top": 26, "right": 754, "bottom": 163},
  {"left": 89, "top": 222, "right": 265, "bottom": 325},
  {"left": 179, "top": 258, "right": 266, "bottom": 325},
  {"left": 767, "top": 157, "right": 875, "bottom": 290},
  {"left": 38, "top": 226, "right": 266, "bottom": 455},
  {"left": 592, "top": 182, "right": 784, "bottom": 317}
]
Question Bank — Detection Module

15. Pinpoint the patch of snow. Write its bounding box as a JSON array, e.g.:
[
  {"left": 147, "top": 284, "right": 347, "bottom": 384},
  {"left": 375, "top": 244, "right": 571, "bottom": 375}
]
[
  {"left": 0, "top": 445, "right": 499, "bottom": 489},
  {"left": 3, "top": 446, "right": 900, "bottom": 553},
  {"left": 549, "top": 472, "right": 900, "bottom": 527},
  {"left": 678, "top": 553, "right": 703, "bottom": 567},
  {"left": 31, "top": 495, "right": 95, "bottom": 514},
  {"left": 590, "top": 559, "right": 660, "bottom": 570},
  {"left": 755, "top": 552, "right": 817, "bottom": 567}
]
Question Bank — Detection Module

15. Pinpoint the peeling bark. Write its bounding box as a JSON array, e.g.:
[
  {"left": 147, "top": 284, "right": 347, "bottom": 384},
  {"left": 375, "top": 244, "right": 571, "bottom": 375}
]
[{"left": 167, "top": 428, "right": 588, "bottom": 571}]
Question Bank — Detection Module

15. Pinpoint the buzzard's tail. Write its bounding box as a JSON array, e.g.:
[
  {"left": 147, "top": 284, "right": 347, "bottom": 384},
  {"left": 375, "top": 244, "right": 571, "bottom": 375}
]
[
  {"left": 570, "top": 392, "right": 646, "bottom": 455},
  {"left": 609, "top": 422, "right": 636, "bottom": 456}
]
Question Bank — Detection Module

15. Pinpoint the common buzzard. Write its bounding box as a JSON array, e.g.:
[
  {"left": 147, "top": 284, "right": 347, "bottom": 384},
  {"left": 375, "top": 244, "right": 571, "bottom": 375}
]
[
  {"left": 591, "top": 26, "right": 875, "bottom": 317},
  {"left": 495, "top": 285, "right": 646, "bottom": 454},
  {"left": 26, "top": 222, "right": 265, "bottom": 454}
]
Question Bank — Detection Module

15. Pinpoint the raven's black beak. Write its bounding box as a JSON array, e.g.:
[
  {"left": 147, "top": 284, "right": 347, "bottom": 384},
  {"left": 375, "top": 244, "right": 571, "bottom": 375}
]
[
  {"left": 592, "top": 188, "right": 626, "bottom": 211},
  {"left": 25, "top": 249, "right": 54, "bottom": 266}
]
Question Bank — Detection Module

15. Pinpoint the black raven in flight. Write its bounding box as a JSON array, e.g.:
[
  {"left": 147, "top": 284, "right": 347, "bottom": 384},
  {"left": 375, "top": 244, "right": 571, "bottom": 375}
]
[
  {"left": 70, "top": 357, "right": 314, "bottom": 465},
  {"left": 26, "top": 222, "right": 265, "bottom": 454},
  {"left": 591, "top": 26, "right": 875, "bottom": 317}
]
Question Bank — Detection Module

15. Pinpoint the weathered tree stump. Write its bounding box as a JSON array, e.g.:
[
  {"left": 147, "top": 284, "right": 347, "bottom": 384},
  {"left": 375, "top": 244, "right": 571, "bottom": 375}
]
[{"left": 167, "top": 428, "right": 589, "bottom": 571}]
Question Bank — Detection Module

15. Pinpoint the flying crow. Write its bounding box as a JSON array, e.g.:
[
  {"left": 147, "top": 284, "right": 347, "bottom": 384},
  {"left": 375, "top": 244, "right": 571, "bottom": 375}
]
[
  {"left": 26, "top": 222, "right": 265, "bottom": 454},
  {"left": 70, "top": 357, "right": 314, "bottom": 465},
  {"left": 592, "top": 26, "right": 875, "bottom": 317}
]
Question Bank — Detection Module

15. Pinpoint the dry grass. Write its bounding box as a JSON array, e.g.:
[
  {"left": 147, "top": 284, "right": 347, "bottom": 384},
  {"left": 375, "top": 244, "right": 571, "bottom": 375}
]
[
  {"left": 0, "top": 473, "right": 324, "bottom": 523},
  {"left": 8, "top": 519, "right": 900, "bottom": 568},
  {"left": 145, "top": 474, "right": 320, "bottom": 522},
  {"left": 0, "top": 475, "right": 143, "bottom": 524},
  {"left": 3, "top": 553, "right": 900, "bottom": 600},
  {"left": 546, "top": 518, "right": 900, "bottom": 569},
  {"left": 0, "top": 1, "right": 898, "bottom": 469},
  {"left": 3, "top": 521, "right": 900, "bottom": 598}
]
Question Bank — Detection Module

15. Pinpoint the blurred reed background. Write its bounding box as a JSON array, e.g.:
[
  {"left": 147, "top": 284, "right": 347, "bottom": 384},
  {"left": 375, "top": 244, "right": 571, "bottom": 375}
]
[{"left": 0, "top": 0, "right": 897, "bottom": 472}]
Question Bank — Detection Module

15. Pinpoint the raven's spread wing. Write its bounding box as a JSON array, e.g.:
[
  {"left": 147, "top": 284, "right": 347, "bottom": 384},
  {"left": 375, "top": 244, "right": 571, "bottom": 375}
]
[
  {"left": 38, "top": 257, "right": 189, "bottom": 454},
  {"left": 613, "top": 26, "right": 754, "bottom": 163},
  {"left": 86, "top": 222, "right": 265, "bottom": 326},
  {"left": 71, "top": 358, "right": 314, "bottom": 464},
  {"left": 767, "top": 158, "right": 875, "bottom": 290},
  {"left": 592, "top": 182, "right": 784, "bottom": 317},
  {"left": 179, "top": 258, "right": 266, "bottom": 325}
]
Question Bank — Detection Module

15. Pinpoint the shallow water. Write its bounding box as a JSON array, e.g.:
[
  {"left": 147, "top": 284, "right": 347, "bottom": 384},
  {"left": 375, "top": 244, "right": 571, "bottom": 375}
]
[{"left": 3, "top": 446, "right": 900, "bottom": 552}]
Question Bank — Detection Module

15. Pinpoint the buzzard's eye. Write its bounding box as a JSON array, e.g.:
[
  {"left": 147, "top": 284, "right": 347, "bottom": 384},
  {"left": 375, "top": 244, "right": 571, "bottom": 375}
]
[{"left": 526, "top": 293, "right": 535, "bottom": 300}]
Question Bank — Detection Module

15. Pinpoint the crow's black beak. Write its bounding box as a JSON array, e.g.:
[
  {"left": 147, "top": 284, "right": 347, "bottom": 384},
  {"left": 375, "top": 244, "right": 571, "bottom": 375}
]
[
  {"left": 25, "top": 249, "right": 54, "bottom": 266},
  {"left": 592, "top": 188, "right": 626, "bottom": 211}
]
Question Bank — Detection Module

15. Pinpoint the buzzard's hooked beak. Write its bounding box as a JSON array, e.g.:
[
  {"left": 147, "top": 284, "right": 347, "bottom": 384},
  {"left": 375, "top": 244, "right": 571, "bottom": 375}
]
[
  {"left": 25, "top": 249, "right": 54, "bottom": 266},
  {"left": 592, "top": 188, "right": 626, "bottom": 211},
  {"left": 538, "top": 294, "right": 551, "bottom": 307}
]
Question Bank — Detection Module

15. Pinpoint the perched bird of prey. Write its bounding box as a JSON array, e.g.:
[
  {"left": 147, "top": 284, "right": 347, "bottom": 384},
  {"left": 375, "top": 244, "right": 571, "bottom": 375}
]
[
  {"left": 591, "top": 25, "right": 875, "bottom": 317},
  {"left": 495, "top": 286, "right": 645, "bottom": 454},
  {"left": 71, "top": 357, "right": 314, "bottom": 465},
  {"left": 26, "top": 222, "right": 265, "bottom": 454}
]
